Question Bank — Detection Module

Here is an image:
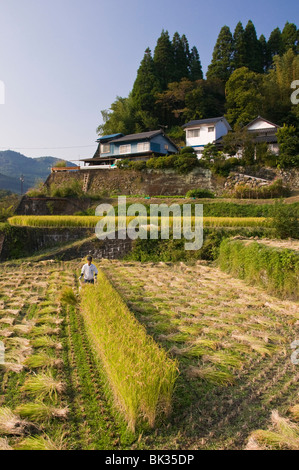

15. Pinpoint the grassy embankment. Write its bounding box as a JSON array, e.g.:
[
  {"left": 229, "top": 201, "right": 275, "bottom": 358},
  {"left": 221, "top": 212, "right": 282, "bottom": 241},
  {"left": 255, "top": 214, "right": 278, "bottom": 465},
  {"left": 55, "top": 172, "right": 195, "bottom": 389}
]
[{"left": 218, "top": 239, "right": 299, "bottom": 299}]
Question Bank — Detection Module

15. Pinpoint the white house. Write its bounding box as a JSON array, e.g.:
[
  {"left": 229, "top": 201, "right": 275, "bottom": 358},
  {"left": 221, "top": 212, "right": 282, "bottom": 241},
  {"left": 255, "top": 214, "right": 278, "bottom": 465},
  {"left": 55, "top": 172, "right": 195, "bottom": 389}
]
[
  {"left": 182, "top": 117, "right": 232, "bottom": 158},
  {"left": 245, "top": 116, "right": 280, "bottom": 155}
]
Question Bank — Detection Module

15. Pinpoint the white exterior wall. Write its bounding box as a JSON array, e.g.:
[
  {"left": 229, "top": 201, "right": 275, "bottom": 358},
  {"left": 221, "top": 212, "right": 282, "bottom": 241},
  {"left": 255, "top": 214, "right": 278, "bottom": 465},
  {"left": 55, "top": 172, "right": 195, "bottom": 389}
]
[
  {"left": 185, "top": 121, "right": 229, "bottom": 158},
  {"left": 247, "top": 119, "right": 276, "bottom": 131}
]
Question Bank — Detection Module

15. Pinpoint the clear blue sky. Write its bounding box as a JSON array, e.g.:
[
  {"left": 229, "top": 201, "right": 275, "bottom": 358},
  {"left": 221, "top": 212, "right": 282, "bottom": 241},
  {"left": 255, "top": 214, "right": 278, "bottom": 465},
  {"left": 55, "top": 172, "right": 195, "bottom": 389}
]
[{"left": 0, "top": 0, "right": 298, "bottom": 163}]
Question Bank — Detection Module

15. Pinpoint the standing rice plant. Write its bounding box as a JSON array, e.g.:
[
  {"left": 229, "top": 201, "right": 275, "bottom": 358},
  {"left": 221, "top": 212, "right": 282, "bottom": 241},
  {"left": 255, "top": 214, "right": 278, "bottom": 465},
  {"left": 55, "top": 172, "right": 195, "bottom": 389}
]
[{"left": 80, "top": 273, "right": 179, "bottom": 432}]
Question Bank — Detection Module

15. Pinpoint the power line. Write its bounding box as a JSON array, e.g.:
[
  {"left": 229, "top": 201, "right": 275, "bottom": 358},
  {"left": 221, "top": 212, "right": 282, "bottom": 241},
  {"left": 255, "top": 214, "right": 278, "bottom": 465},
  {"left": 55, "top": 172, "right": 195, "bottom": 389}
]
[{"left": 0, "top": 145, "right": 97, "bottom": 151}]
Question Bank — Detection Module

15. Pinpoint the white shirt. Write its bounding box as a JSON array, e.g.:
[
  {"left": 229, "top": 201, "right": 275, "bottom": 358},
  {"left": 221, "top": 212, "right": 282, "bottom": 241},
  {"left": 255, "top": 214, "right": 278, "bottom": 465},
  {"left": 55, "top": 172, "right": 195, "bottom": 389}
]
[{"left": 81, "top": 263, "right": 98, "bottom": 280}]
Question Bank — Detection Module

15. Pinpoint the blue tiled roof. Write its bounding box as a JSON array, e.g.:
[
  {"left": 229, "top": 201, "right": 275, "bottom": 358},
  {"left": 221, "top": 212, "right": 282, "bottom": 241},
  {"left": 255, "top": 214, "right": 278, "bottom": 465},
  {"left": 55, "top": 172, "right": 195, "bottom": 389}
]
[{"left": 96, "top": 133, "right": 123, "bottom": 143}]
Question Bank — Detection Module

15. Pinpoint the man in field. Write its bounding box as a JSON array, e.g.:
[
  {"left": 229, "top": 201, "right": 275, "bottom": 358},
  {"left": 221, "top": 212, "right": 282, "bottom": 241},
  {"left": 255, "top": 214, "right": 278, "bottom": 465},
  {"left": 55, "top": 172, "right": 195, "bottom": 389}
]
[{"left": 79, "top": 255, "right": 98, "bottom": 284}]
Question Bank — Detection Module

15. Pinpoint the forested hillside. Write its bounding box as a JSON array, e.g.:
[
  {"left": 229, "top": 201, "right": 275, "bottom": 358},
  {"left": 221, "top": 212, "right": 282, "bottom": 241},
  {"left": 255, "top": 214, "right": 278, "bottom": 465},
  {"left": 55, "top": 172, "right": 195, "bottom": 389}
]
[
  {"left": 0, "top": 151, "right": 76, "bottom": 193},
  {"left": 98, "top": 21, "right": 299, "bottom": 147}
]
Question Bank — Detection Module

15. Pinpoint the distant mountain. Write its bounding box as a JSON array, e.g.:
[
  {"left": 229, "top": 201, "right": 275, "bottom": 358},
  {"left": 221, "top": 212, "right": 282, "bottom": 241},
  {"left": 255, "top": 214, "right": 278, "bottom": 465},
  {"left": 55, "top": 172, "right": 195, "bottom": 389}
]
[{"left": 0, "top": 151, "right": 76, "bottom": 194}]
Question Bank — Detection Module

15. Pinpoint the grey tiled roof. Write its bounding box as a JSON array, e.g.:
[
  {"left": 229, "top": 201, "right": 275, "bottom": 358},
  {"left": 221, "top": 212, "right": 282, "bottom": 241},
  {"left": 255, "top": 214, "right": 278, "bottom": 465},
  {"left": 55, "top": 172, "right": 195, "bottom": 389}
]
[
  {"left": 182, "top": 117, "right": 231, "bottom": 129},
  {"left": 110, "top": 130, "right": 162, "bottom": 143}
]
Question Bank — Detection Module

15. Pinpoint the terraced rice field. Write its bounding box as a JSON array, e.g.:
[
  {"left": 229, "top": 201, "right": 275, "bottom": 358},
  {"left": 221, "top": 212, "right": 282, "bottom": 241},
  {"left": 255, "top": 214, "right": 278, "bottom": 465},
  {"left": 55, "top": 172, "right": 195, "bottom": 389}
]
[
  {"left": 0, "top": 261, "right": 135, "bottom": 450},
  {"left": 0, "top": 258, "right": 298, "bottom": 450},
  {"left": 102, "top": 260, "right": 299, "bottom": 449}
]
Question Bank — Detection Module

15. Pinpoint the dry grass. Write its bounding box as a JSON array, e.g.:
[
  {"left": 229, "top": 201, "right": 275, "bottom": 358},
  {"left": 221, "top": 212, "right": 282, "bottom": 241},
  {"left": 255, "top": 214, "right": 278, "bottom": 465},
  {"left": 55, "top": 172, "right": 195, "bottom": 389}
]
[
  {"left": 0, "top": 408, "right": 36, "bottom": 436},
  {"left": 246, "top": 410, "right": 299, "bottom": 450},
  {"left": 21, "top": 372, "right": 65, "bottom": 401},
  {"left": 0, "top": 437, "right": 13, "bottom": 450},
  {"left": 14, "top": 433, "right": 68, "bottom": 450}
]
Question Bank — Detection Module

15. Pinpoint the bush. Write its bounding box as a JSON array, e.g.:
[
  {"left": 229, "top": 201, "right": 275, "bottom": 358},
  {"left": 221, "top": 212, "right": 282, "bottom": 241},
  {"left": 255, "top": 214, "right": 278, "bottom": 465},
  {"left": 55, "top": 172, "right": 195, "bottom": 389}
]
[
  {"left": 272, "top": 202, "right": 299, "bottom": 239},
  {"left": 186, "top": 188, "right": 215, "bottom": 198},
  {"left": 0, "top": 206, "right": 14, "bottom": 223},
  {"left": 54, "top": 160, "right": 67, "bottom": 168},
  {"left": 233, "top": 179, "right": 291, "bottom": 199},
  {"left": 211, "top": 157, "right": 239, "bottom": 177},
  {"left": 26, "top": 181, "right": 47, "bottom": 198},
  {"left": 49, "top": 180, "right": 84, "bottom": 198},
  {"left": 218, "top": 239, "right": 299, "bottom": 299},
  {"left": 128, "top": 160, "right": 146, "bottom": 171}
]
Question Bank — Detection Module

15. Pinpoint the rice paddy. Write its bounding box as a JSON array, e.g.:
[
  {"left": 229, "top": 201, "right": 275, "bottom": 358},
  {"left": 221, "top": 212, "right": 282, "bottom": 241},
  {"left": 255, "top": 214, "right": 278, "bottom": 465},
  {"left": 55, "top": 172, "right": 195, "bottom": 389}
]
[
  {"left": 8, "top": 215, "right": 270, "bottom": 229},
  {"left": 101, "top": 259, "right": 299, "bottom": 449},
  {"left": 0, "top": 250, "right": 298, "bottom": 450}
]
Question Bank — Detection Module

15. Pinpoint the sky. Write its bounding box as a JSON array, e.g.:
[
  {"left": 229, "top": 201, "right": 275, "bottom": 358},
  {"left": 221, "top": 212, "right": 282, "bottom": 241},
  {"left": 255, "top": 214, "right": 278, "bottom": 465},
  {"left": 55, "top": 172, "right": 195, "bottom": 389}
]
[{"left": 0, "top": 0, "right": 298, "bottom": 164}]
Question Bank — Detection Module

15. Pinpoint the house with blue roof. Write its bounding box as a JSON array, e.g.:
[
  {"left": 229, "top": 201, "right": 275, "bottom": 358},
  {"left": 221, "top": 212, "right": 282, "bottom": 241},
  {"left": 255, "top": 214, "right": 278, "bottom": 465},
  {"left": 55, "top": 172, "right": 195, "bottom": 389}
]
[{"left": 81, "top": 130, "right": 178, "bottom": 168}]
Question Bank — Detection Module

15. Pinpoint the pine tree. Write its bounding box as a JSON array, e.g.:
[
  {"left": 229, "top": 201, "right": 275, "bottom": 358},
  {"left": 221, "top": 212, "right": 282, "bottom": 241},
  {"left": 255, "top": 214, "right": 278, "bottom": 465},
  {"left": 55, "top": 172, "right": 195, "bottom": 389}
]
[
  {"left": 243, "top": 20, "right": 263, "bottom": 73},
  {"left": 232, "top": 22, "right": 247, "bottom": 70},
  {"left": 267, "top": 27, "right": 283, "bottom": 61},
  {"left": 281, "top": 22, "right": 298, "bottom": 54},
  {"left": 153, "top": 30, "right": 176, "bottom": 90},
  {"left": 207, "top": 25, "right": 233, "bottom": 83},
  {"left": 259, "top": 34, "right": 270, "bottom": 71},
  {"left": 189, "top": 46, "right": 203, "bottom": 81},
  {"left": 132, "top": 48, "right": 161, "bottom": 113},
  {"left": 172, "top": 32, "right": 190, "bottom": 81}
]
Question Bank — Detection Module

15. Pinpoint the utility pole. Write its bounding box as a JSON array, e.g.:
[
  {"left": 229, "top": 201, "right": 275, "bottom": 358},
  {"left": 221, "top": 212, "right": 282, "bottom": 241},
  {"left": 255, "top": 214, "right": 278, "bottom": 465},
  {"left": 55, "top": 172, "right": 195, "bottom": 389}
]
[{"left": 20, "top": 174, "right": 24, "bottom": 195}]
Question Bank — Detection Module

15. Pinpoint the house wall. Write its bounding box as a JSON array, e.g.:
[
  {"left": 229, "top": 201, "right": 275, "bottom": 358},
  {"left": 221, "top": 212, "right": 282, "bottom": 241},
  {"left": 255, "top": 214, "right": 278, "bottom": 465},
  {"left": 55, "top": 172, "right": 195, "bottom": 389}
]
[
  {"left": 215, "top": 121, "right": 229, "bottom": 140},
  {"left": 98, "top": 135, "right": 177, "bottom": 158},
  {"left": 150, "top": 134, "right": 177, "bottom": 154},
  {"left": 247, "top": 120, "right": 276, "bottom": 131},
  {"left": 185, "top": 122, "right": 229, "bottom": 149}
]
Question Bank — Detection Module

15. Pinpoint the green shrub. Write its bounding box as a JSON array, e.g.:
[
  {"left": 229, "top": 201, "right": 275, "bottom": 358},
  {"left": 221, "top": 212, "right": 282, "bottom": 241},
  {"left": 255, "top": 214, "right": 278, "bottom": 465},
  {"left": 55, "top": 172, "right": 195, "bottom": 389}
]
[
  {"left": 186, "top": 188, "right": 215, "bottom": 198},
  {"left": 49, "top": 180, "right": 84, "bottom": 198},
  {"left": 0, "top": 206, "right": 14, "bottom": 223},
  {"left": 218, "top": 239, "right": 299, "bottom": 299},
  {"left": 272, "top": 202, "right": 299, "bottom": 239},
  {"left": 128, "top": 160, "right": 146, "bottom": 171},
  {"left": 233, "top": 179, "right": 291, "bottom": 199},
  {"left": 54, "top": 160, "right": 67, "bottom": 168},
  {"left": 26, "top": 181, "right": 48, "bottom": 198}
]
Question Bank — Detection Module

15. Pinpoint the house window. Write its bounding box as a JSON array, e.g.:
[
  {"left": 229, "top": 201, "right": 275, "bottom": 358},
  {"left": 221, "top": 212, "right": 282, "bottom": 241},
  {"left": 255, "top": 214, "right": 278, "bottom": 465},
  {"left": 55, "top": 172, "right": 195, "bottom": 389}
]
[
  {"left": 187, "top": 129, "right": 200, "bottom": 138},
  {"left": 164, "top": 144, "right": 169, "bottom": 150},
  {"left": 101, "top": 144, "right": 110, "bottom": 153},
  {"left": 137, "top": 142, "right": 150, "bottom": 152},
  {"left": 119, "top": 144, "right": 131, "bottom": 154},
  {"left": 208, "top": 126, "right": 215, "bottom": 132}
]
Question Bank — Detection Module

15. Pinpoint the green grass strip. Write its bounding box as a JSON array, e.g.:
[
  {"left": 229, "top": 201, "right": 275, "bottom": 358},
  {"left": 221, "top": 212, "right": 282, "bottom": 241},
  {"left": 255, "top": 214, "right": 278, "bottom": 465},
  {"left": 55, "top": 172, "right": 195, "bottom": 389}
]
[{"left": 218, "top": 239, "right": 299, "bottom": 300}]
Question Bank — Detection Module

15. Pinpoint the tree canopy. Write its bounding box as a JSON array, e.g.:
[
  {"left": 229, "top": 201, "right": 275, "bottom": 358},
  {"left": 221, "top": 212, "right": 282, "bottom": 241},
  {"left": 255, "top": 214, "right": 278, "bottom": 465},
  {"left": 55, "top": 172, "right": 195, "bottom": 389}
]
[{"left": 98, "top": 21, "right": 298, "bottom": 141}]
